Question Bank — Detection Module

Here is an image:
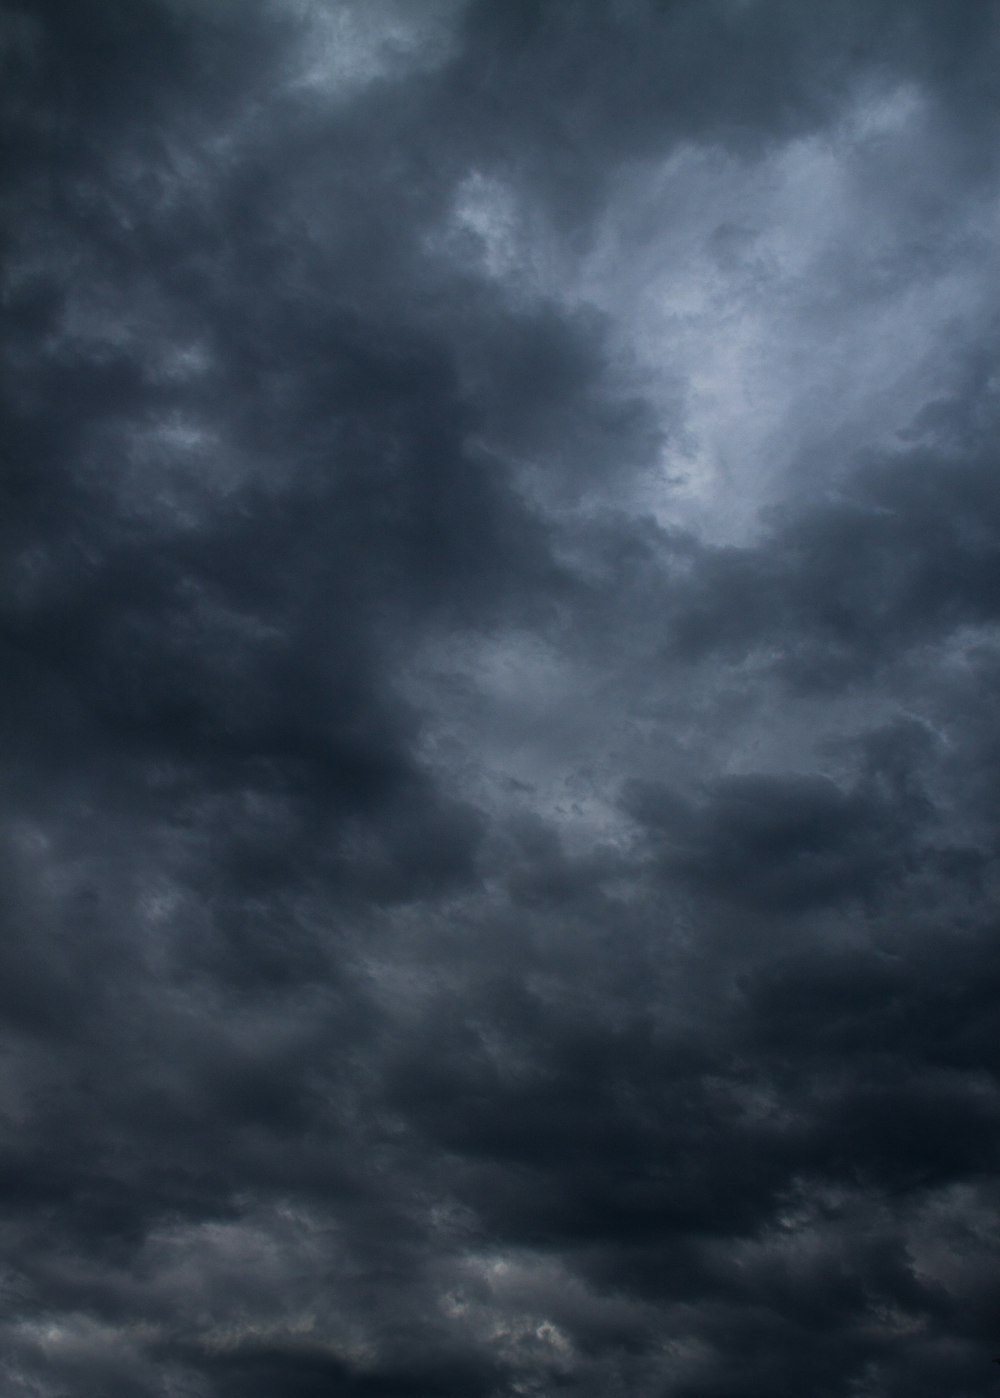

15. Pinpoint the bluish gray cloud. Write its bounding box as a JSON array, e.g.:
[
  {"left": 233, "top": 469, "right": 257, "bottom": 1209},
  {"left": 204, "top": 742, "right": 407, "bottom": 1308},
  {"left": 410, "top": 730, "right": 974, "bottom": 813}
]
[{"left": 2, "top": 2, "right": 1000, "bottom": 1395}]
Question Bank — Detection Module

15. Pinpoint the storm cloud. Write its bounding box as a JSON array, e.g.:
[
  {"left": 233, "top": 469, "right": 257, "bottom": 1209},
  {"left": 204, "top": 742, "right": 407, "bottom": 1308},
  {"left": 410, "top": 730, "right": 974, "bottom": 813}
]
[{"left": 2, "top": 2, "right": 1000, "bottom": 1395}]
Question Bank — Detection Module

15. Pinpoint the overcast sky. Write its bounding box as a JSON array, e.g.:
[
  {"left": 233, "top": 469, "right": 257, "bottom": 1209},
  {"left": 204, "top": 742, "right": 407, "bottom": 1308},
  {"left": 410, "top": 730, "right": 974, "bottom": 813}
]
[{"left": 3, "top": 2, "right": 1000, "bottom": 1395}]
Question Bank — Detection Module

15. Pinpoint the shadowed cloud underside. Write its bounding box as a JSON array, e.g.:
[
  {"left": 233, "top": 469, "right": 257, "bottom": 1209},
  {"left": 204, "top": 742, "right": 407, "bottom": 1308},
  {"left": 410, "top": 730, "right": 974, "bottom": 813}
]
[{"left": 2, "top": 2, "right": 1000, "bottom": 1395}]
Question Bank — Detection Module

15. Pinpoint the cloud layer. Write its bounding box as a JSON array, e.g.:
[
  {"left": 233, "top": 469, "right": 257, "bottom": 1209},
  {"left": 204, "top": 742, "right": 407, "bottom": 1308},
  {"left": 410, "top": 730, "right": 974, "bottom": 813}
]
[{"left": 3, "top": 2, "right": 1000, "bottom": 1394}]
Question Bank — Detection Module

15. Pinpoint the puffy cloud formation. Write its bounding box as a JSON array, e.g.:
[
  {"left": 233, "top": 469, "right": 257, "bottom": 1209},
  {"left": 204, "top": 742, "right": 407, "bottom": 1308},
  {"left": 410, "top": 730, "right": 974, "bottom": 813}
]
[{"left": 2, "top": 2, "right": 999, "bottom": 1394}]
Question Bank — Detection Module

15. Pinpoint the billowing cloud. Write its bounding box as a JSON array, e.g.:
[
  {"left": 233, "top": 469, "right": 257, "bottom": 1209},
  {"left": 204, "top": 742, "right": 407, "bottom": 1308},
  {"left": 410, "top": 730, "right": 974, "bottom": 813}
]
[{"left": 2, "top": 2, "right": 1000, "bottom": 1395}]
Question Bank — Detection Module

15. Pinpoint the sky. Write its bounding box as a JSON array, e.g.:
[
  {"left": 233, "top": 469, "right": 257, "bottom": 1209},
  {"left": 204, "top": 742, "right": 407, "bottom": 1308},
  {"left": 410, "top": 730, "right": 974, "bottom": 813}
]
[{"left": 2, "top": 2, "right": 1000, "bottom": 1395}]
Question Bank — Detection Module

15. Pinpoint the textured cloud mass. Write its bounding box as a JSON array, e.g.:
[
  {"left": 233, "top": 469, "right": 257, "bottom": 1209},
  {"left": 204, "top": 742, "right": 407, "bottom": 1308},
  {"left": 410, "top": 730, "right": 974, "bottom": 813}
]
[{"left": 3, "top": 2, "right": 1000, "bottom": 1394}]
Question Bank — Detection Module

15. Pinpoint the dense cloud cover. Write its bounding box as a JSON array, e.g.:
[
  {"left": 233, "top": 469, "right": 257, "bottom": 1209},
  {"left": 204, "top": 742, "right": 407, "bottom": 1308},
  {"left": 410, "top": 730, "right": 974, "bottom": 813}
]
[{"left": 3, "top": 1, "right": 1000, "bottom": 1394}]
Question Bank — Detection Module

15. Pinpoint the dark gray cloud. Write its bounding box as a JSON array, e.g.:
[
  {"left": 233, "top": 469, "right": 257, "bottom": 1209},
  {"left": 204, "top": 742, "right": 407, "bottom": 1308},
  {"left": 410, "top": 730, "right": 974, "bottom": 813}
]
[{"left": 3, "top": 1, "right": 1000, "bottom": 1395}]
